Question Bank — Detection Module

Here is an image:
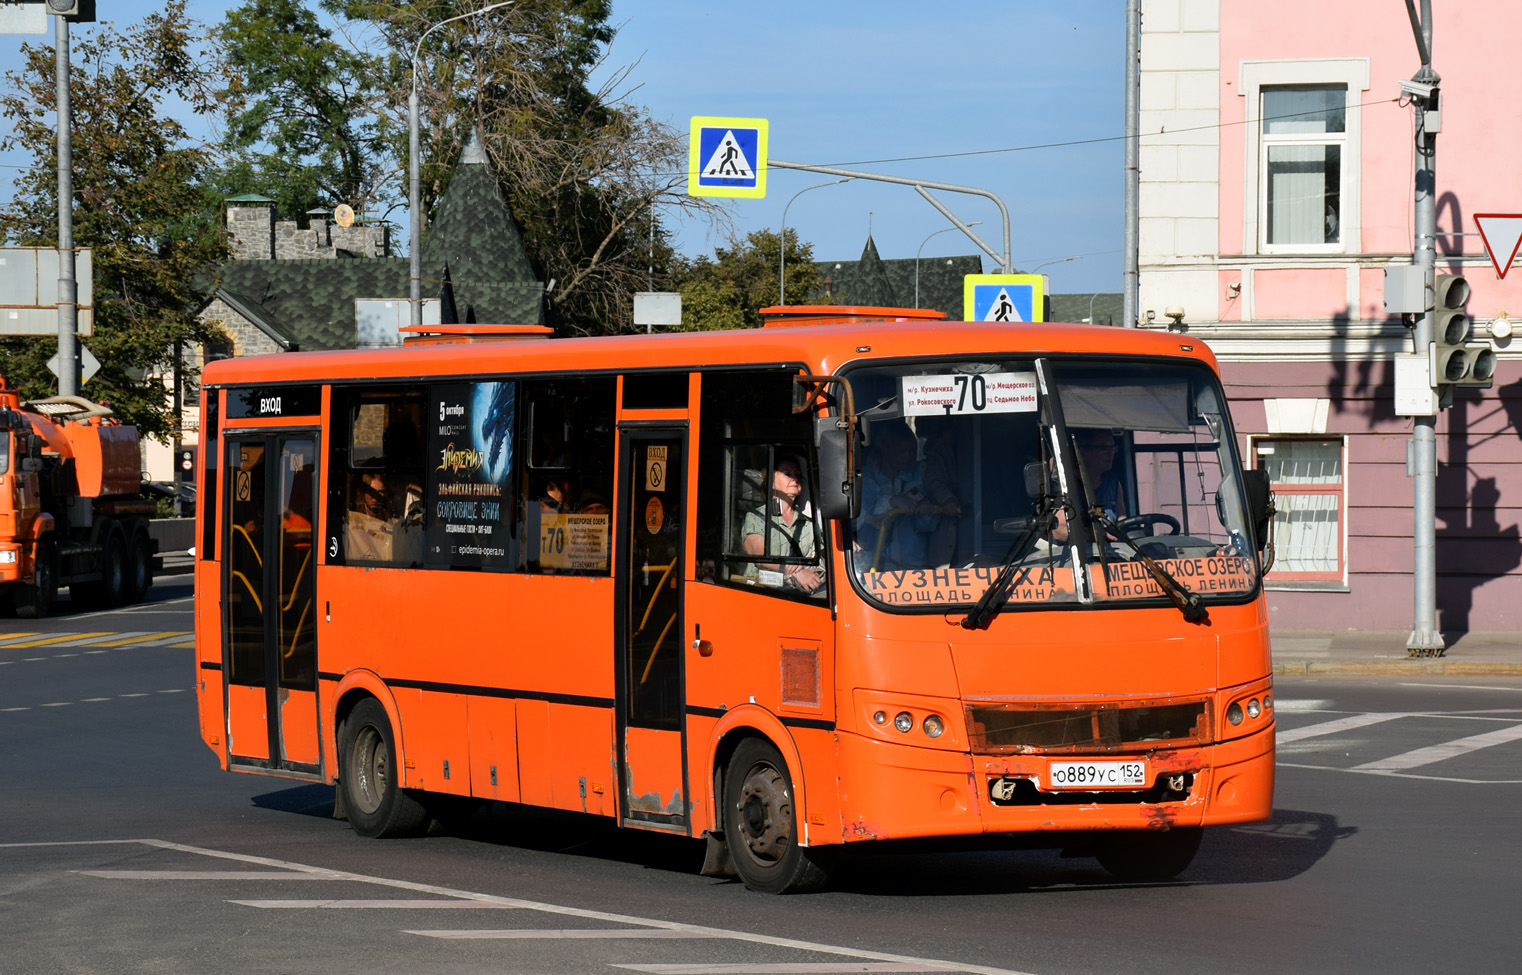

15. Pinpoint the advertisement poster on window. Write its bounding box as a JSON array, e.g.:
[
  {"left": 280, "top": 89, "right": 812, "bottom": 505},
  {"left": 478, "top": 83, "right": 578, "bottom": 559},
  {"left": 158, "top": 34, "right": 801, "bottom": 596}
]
[{"left": 427, "top": 382, "right": 515, "bottom": 569}]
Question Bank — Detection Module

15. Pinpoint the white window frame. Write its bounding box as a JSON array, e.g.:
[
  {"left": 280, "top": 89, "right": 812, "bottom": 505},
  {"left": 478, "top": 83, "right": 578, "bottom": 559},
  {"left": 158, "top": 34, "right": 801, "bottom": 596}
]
[
  {"left": 1239, "top": 59, "right": 1369, "bottom": 257},
  {"left": 1250, "top": 434, "right": 1349, "bottom": 588}
]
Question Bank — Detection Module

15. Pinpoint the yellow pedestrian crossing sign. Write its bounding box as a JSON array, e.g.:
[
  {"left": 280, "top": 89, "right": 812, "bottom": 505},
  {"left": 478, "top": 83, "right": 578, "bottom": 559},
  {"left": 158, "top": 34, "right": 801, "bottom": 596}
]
[
  {"left": 689, "top": 116, "right": 768, "bottom": 198},
  {"left": 963, "top": 274, "right": 1044, "bottom": 323}
]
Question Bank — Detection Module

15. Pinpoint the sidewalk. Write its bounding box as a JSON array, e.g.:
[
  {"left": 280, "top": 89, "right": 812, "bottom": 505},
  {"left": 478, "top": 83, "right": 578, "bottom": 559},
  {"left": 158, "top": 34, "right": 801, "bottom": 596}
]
[{"left": 1272, "top": 629, "right": 1522, "bottom": 677}]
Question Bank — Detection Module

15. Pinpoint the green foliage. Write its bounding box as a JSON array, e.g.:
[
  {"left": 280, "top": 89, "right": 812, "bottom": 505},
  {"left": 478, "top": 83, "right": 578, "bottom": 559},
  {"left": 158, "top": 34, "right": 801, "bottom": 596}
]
[
  {"left": 216, "top": 0, "right": 392, "bottom": 219},
  {"left": 671, "top": 229, "right": 824, "bottom": 331},
  {"left": 0, "top": 1, "right": 229, "bottom": 441}
]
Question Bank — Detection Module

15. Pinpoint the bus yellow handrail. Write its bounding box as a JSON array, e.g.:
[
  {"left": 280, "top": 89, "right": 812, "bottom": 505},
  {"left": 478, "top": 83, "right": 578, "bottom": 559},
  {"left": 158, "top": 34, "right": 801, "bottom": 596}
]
[
  {"left": 232, "top": 524, "right": 263, "bottom": 567},
  {"left": 231, "top": 570, "right": 262, "bottom": 613},
  {"left": 281, "top": 548, "right": 312, "bottom": 613},
  {"left": 636, "top": 558, "right": 678, "bottom": 634},
  {"left": 639, "top": 612, "right": 678, "bottom": 684}
]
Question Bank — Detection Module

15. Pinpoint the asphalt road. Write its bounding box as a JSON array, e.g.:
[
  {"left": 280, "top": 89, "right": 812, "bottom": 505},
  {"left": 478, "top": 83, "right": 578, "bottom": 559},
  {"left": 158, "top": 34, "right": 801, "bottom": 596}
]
[{"left": 4, "top": 577, "right": 1521, "bottom": 974}]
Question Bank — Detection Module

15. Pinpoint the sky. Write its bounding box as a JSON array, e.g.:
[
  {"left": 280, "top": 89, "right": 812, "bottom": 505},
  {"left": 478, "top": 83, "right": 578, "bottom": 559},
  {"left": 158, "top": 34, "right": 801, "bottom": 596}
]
[{"left": 0, "top": 0, "right": 1128, "bottom": 296}]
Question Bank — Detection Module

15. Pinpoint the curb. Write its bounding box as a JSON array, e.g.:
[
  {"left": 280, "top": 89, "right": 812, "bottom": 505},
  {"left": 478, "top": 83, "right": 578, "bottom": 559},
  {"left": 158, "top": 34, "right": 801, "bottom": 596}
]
[{"left": 1274, "top": 659, "right": 1522, "bottom": 677}]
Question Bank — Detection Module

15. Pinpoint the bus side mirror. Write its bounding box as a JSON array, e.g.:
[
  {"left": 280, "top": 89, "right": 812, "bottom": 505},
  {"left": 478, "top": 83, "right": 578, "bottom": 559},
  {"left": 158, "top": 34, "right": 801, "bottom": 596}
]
[
  {"left": 814, "top": 417, "right": 860, "bottom": 521},
  {"left": 1240, "top": 468, "right": 1274, "bottom": 552}
]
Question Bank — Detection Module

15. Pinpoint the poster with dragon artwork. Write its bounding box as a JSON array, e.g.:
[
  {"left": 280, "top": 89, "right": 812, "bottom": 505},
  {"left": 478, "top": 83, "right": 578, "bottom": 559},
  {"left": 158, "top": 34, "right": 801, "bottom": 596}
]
[{"left": 426, "top": 382, "right": 516, "bottom": 569}]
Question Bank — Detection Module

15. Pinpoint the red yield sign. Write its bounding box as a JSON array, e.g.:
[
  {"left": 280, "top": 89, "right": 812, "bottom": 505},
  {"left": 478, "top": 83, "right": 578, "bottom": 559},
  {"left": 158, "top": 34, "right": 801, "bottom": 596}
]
[{"left": 1474, "top": 213, "right": 1522, "bottom": 280}]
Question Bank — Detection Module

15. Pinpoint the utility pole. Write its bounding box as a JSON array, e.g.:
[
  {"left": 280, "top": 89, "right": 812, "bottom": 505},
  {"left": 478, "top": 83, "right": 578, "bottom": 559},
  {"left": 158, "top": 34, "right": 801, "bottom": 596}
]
[
  {"left": 1405, "top": 0, "right": 1443, "bottom": 655},
  {"left": 55, "top": 12, "right": 78, "bottom": 396},
  {"left": 1121, "top": 0, "right": 1140, "bottom": 329}
]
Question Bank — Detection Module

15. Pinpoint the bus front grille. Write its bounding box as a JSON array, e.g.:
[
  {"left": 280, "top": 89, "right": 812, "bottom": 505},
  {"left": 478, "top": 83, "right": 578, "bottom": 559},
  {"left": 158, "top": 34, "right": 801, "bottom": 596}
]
[{"left": 965, "top": 700, "right": 1211, "bottom": 755}]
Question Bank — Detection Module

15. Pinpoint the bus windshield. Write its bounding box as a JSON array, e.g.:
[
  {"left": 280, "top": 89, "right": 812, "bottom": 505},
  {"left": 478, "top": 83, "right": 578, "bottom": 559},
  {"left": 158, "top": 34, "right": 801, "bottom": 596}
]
[{"left": 846, "top": 357, "right": 1260, "bottom": 613}]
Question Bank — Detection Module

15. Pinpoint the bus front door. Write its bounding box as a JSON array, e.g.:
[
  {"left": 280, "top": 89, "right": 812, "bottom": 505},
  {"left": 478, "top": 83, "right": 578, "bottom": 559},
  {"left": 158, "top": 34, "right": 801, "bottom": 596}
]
[
  {"left": 223, "top": 434, "right": 321, "bottom": 777},
  {"left": 616, "top": 431, "right": 689, "bottom": 832}
]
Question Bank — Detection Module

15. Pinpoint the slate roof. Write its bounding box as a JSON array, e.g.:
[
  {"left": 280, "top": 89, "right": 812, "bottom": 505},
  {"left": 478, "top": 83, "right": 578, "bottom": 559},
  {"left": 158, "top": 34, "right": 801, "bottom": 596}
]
[
  {"left": 1050, "top": 292, "right": 1124, "bottom": 326},
  {"left": 208, "top": 131, "right": 544, "bottom": 352},
  {"left": 813, "top": 238, "right": 984, "bottom": 316}
]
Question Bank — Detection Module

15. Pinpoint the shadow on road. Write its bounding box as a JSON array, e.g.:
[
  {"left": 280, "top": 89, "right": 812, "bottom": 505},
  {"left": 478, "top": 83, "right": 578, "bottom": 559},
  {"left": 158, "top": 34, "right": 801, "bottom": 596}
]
[{"left": 247, "top": 784, "right": 1352, "bottom": 894}]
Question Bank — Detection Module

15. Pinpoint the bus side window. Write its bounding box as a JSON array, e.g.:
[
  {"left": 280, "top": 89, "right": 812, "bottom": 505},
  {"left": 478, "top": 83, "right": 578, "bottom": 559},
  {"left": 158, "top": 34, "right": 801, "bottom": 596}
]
[
  {"left": 696, "top": 369, "right": 826, "bottom": 599},
  {"left": 519, "top": 378, "right": 615, "bottom": 575},
  {"left": 328, "top": 387, "right": 426, "bottom": 567}
]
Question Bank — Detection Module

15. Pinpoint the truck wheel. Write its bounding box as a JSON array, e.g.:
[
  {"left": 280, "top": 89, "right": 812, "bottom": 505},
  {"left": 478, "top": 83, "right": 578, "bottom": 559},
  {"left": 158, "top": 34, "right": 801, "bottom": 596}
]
[
  {"left": 100, "top": 533, "right": 128, "bottom": 607},
  {"left": 126, "top": 528, "right": 154, "bottom": 602},
  {"left": 14, "top": 542, "right": 58, "bottom": 619},
  {"left": 339, "top": 699, "right": 429, "bottom": 838},
  {"left": 722, "top": 738, "right": 831, "bottom": 894}
]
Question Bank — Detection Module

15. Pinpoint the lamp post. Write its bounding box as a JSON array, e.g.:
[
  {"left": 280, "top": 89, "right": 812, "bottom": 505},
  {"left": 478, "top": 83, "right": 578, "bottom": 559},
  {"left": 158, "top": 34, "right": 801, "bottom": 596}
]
[
  {"left": 410, "top": 2, "right": 513, "bottom": 327},
  {"left": 778, "top": 178, "right": 851, "bottom": 306},
  {"left": 915, "top": 222, "right": 980, "bottom": 308}
]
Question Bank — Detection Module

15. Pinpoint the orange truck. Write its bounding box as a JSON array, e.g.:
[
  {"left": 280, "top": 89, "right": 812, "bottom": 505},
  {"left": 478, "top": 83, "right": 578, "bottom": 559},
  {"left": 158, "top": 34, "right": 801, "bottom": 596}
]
[{"left": 0, "top": 376, "right": 157, "bottom": 617}]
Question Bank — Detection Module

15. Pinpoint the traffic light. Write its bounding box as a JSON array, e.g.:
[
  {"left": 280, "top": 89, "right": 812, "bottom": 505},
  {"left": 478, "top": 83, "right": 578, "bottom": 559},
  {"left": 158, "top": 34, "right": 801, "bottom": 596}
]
[
  {"left": 1432, "top": 273, "right": 1496, "bottom": 393},
  {"left": 43, "top": 0, "right": 95, "bottom": 21}
]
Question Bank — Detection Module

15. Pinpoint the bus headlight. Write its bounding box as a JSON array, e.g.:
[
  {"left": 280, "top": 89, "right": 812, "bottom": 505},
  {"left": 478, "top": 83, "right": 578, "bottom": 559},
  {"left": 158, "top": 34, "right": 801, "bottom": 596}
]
[
  {"left": 0, "top": 550, "right": 16, "bottom": 564},
  {"left": 873, "top": 710, "right": 888, "bottom": 726},
  {"left": 923, "top": 714, "right": 944, "bottom": 738},
  {"left": 894, "top": 711, "right": 914, "bottom": 733},
  {"left": 1227, "top": 702, "right": 1244, "bottom": 725},
  {"left": 1246, "top": 698, "right": 1261, "bottom": 719}
]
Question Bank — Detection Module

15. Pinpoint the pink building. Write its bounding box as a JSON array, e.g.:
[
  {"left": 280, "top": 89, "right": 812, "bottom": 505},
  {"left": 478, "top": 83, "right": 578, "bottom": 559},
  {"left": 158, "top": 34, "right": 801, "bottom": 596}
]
[{"left": 1138, "top": 1, "right": 1521, "bottom": 633}]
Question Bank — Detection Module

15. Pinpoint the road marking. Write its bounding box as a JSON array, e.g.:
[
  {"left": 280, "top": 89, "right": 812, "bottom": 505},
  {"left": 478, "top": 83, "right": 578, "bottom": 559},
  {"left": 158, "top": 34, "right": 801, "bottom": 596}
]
[
  {"left": 1276, "top": 761, "right": 1522, "bottom": 785},
  {"left": 1398, "top": 683, "right": 1522, "bottom": 692},
  {"left": 0, "top": 632, "right": 113, "bottom": 648},
  {"left": 1276, "top": 712, "right": 1407, "bottom": 743},
  {"left": 1272, "top": 699, "right": 1333, "bottom": 712},
  {"left": 48, "top": 839, "right": 1035, "bottom": 975},
  {"left": 1352, "top": 722, "right": 1522, "bottom": 772},
  {"left": 63, "top": 595, "right": 195, "bottom": 621},
  {"left": 234, "top": 899, "right": 521, "bottom": 909},
  {"left": 411, "top": 929, "right": 723, "bottom": 940},
  {"left": 81, "top": 631, "right": 190, "bottom": 647},
  {"left": 41, "top": 702, "right": 71, "bottom": 708},
  {"left": 81, "top": 698, "right": 112, "bottom": 703},
  {"left": 84, "top": 870, "right": 338, "bottom": 880},
  {"left": 120, "top": 693, "right": 149, "bottom": 698},
  {"left": 169, "top": 641, "right": 196, "bottom": 649},
  {"left": 608, "top": 961, "right": 955, "bottom": 967},
  {"left": 1, "top": 707, "right": 29, "bottom": 712},
  {"left": 0, "top": 632, "right": 42, "bottom": 645}
]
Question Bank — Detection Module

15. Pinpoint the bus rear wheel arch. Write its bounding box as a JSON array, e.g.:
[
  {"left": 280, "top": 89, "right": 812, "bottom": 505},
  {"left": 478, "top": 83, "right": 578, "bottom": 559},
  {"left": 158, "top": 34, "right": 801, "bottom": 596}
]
[
  {"left": 722, "top": 737, "right": 831, "bottom": 894},
  {"left": 338, "top": 697, "right": 429, "bottom": 838}
]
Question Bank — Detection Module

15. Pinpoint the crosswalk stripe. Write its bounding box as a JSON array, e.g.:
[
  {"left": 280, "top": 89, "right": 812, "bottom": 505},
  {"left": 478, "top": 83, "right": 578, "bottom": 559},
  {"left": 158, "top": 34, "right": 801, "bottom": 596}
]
[
  {"left": 1276, "top": 712, "right": 1407, "bottom": 743},
  {"left": 0, "top": 632, "right": 42, "bottom": 645},
  {"left": 0, "top": 632, "right": 113, "bottom": 649},
  {"left": 233, "top": 899, "right": 519, "bottom": 909},
  {"left": 1352, "top": 722, "right": 1522, "bottom": 772},
  {"left": 412, "top": 929, "right": 724, "bottom": 940},
  {"left": 83, "top": 631, "right": 192, "bottom": 647}
]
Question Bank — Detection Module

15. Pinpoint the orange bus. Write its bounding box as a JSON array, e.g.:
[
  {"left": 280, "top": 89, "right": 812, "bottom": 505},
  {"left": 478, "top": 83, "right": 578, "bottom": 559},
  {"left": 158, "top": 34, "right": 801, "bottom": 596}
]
[{"left": 193, "top": 315, "right": 1276, "bottom": 893}]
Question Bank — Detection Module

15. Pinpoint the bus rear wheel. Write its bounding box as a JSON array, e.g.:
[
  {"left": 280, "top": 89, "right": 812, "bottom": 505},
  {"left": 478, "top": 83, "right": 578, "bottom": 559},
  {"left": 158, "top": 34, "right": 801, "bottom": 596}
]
[
  {"left": 723, "top": 738, "right": 830, "bottom": 894},
  {"left": 340, "top": 699, "right": 429, "bottom": 838},
  {"left": 1095, "top": 826, "right": 1203, "bottom": 882}
]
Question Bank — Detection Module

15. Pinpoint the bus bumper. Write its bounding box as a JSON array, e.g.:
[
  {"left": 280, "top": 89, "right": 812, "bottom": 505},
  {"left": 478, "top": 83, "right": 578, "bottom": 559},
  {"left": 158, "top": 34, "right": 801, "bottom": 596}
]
[{"left": 830, "top": 723, "right": 1274, "bottom": 844}]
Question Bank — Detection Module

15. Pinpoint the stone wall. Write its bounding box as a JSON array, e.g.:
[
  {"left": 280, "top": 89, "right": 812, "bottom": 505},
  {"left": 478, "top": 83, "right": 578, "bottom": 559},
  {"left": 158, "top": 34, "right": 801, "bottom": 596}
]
[
  {"left": 227, "top": 204, "right": 390, "bottom": 261},
  {"left": 201, "top": 296, "right": 284, "bottom": 357}
]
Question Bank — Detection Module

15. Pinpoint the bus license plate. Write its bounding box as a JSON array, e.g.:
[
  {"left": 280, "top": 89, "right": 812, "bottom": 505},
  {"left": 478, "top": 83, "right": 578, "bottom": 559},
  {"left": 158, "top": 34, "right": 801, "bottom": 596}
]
[{"left": 1048, "top": 760, "right": 1147, "bottom": 789}]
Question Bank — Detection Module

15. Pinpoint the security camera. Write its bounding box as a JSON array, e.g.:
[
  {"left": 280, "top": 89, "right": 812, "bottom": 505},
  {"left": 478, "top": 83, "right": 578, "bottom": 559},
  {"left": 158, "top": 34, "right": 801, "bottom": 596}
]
[{"left": 1399, "top": 79, "right": 1436, "bottom": 100}]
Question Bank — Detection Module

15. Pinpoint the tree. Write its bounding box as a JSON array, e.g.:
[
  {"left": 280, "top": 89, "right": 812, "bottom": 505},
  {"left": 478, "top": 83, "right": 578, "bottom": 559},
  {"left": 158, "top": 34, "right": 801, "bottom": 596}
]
[
  {"left": 672, "top": 229, "right": 825, "bottom": 331},
  {"left": 216, "top": 0, "right": 395, "bottom": 221},
  {"left": 321, "top": 0, "right": 729, "bottom": 333},
  {"left": 0, "top": 2, "right": 230, "bottom": 440}
]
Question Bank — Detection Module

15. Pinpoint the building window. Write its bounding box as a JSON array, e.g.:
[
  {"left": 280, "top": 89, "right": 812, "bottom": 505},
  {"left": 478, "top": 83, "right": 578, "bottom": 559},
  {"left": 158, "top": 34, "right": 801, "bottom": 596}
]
[
  {"left": 1255, "top": 437, "right": 1344, "bottom": 582},
  {"left": 1238, "top": 59, "right": 1368, "bottom": 257},
  {"left": 1262, "top": 86, "right": 1345, "bottom": 247}
]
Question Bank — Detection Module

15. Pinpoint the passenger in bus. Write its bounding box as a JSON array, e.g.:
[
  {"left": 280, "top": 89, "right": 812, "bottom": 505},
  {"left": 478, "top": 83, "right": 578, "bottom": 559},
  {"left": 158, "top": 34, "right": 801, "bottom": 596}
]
[
  {"left": 742, "top": 456, "right": 822, "bottom": 592},
  {"left": 857, "top": 419, "right": 942, "bottom": 571},
  {"left": 1052, "top": 428, "right": 1127, "bottom": 544}
]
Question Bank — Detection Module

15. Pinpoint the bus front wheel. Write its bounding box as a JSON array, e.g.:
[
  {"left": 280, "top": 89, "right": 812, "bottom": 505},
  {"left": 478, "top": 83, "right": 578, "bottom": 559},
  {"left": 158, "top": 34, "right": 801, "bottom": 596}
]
[
  {"left": 340, "top": 699, "right": 429, "bottom": 838},
  {"left": 1095, "top": 826, "right": 1202, "bottom": 882},
  {"left": 723, "top": 738, "right": 830, "bottom": 894}
]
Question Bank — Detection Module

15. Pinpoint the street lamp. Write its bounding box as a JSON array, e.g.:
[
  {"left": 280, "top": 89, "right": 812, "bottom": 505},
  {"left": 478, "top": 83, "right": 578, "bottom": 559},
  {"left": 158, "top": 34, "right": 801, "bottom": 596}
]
[
  {"left": 915, "top": 221, "right": 980, "bottom": 308},
  {"left": 410, "top": 2, "right": 514, "bottom": 326},
  {"left": 779, "top": 178, "right": 851, "bottom": 306},
  {"left": 1029, "top": 254, "right": 1083, "bottom": 273}
]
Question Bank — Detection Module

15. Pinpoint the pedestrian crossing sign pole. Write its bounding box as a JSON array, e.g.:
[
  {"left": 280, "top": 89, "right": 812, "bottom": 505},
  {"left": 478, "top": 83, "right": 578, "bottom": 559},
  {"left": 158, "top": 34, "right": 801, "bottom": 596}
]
[
  {"left": 963, "top": 274, "right": 1044, "bottom": 323},
  {"left": 688, "top": 116, "right": 768, "bottom": 198}
]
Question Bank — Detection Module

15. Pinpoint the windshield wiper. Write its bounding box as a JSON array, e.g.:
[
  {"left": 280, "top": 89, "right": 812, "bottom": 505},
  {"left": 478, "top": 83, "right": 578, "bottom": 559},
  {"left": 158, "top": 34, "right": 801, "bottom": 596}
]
[
  {"left": 1091, "top": 507, "right": 1209, "bottom": 625},
  {"left": 960, "top": 499, "right": 1058, "bottom": 631}
]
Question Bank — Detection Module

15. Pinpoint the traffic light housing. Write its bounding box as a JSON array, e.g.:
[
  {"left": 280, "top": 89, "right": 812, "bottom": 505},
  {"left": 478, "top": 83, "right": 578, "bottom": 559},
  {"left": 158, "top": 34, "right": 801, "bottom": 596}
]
[
  {"left": 43, "top": 0, "right": 96, "bottom": 21},
  {"left": 1432, "top": 274, "right": 1496, "bottom": 393}
]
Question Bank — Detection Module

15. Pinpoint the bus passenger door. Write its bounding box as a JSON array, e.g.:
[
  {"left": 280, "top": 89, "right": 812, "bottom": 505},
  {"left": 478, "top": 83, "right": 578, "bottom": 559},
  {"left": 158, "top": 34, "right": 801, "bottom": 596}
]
[
  {"left": 223, "top": 434, "right": 322, "bottom": 777},
  {"left": 616, "top": 430, "right": 688, "bottom": 831}
]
